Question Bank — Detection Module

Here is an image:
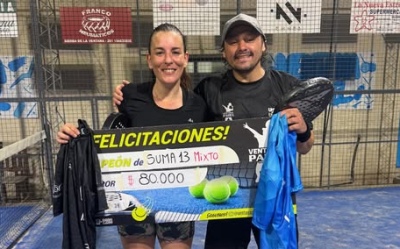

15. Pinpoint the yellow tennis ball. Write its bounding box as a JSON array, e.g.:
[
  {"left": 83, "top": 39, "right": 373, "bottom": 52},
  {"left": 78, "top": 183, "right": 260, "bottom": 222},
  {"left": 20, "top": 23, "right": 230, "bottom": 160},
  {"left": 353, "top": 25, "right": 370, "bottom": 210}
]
[
  {"left": 131, "top": 206, "right": 148, "bottom": 221},
  {"left": 219, "top": 175, "right": 239, "bottom": 196},
  {"left": 203, "top": 179, "right": 231, "bottom": 204},
  {"left": 189, "top": 178, "right": 208, "bottom": 198}
]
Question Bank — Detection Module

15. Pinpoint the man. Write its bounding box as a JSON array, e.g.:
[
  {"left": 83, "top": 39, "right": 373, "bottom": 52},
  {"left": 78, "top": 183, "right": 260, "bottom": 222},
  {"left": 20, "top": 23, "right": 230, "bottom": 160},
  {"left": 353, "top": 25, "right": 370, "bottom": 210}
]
[{"left": 113, "top": 13, "right": 314, "bottom": 249}]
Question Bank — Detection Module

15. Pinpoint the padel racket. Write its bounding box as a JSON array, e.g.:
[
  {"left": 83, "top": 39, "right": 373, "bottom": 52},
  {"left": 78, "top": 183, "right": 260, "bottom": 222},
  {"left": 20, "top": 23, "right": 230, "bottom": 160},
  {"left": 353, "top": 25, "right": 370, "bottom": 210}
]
[
  {"left": 102, "top": 112, "right": 129, "bottom": 129},
  {"left": 274, "top": 77, "right": 334, "bottom": 123}
]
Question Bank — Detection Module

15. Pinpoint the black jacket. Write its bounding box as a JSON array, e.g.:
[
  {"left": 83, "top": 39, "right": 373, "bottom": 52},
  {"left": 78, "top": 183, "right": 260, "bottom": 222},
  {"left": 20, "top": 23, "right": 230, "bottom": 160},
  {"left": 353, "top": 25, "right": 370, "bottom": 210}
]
[{"left": 52, "top": 119, "right": 108, "bottom": 249}]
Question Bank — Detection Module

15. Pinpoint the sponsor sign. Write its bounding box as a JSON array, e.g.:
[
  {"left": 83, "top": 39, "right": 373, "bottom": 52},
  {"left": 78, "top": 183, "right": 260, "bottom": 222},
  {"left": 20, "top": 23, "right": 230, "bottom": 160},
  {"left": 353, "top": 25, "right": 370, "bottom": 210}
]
[
  {"left": 0, "top": 0, "right": 18, "bottom": 37},
  {"left": 94, "top": 117, "right": 270, "bottom": 225},
  {"left": 257, "top": 0, "right": 322, "bottom": 33},
  {"left": 153, "top": 0, "right": 220, "bottom": 35},
  {"left": 350, "top": 0, "right": 400, "bottom": 33},
  {"left": 60, "top": 7, "right": 132, "bottom": 44}
]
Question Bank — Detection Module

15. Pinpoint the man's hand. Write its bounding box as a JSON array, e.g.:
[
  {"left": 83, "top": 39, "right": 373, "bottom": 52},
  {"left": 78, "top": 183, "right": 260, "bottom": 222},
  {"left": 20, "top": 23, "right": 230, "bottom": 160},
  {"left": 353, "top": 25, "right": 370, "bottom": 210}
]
[
  {"left": 279, "top": 108, "right": 314, "bottom": 154},
  {"left": 113, "top": 80, "right": 129, "bottom": 106},
  {"left": 279, "top": 108, "right": 307, "bottom": 134},
  {"left": 56, "top": 123, "right": 80, "bottom": 144}
]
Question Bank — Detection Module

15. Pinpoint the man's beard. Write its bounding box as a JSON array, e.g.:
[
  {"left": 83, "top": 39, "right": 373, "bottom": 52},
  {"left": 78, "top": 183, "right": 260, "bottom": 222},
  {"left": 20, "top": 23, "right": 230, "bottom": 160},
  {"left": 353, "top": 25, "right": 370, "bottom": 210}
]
[
  {"left": 231, "top": 52, "right": 263, "bottom": 74},
  {"left": 232, "top": 59, "right": 262, "bottom": 74}
]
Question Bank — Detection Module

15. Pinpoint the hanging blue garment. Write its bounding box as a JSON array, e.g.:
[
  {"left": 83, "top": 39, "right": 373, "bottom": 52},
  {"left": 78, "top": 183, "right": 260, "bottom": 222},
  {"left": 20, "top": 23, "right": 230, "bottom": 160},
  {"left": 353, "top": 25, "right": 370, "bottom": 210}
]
[{"left": 252, "top": 114, "right": 303, "bottom": 249}]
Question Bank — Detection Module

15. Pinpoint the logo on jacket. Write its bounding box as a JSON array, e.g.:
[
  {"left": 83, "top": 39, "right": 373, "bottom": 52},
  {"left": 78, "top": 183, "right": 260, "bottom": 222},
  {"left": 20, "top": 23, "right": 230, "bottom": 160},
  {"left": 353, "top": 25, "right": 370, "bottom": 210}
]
[
  {"left": 268, "top": 107, "right": 275, "bottom": 118},
  {"left": 222, "top": 103, "right": 234, "bottom": 121},
  {"left": 52, "top": 184, "right": 62, "bottom": 196}
]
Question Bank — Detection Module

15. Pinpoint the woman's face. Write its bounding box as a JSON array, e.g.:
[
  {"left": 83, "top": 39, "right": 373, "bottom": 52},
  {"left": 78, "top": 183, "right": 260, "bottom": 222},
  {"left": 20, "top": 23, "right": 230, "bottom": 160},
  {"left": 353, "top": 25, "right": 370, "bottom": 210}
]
[{"left": 147, "top": 31, "right": 188, "bottom": 86}]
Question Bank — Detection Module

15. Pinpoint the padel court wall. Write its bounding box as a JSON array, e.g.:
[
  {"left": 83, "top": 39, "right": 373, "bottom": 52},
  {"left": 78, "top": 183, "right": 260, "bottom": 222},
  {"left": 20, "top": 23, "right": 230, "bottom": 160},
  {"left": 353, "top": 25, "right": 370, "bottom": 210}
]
[{"left": 0, "top": 0, "right": 400, "bottom": 247}]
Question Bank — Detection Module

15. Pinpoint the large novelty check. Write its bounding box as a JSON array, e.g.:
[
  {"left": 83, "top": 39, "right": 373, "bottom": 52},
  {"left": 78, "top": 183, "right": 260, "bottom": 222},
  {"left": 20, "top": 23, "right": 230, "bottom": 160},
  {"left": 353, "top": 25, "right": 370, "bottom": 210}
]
[{"left": 94, "top": 117, "right": 270, "bottom": 226}]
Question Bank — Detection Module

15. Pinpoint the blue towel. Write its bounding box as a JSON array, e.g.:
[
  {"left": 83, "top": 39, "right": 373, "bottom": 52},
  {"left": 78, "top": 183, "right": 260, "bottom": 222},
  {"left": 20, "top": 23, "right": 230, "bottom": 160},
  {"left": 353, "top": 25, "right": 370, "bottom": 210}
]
[{"left": 252, "top": 114, "right": 303, "bottom": 249}]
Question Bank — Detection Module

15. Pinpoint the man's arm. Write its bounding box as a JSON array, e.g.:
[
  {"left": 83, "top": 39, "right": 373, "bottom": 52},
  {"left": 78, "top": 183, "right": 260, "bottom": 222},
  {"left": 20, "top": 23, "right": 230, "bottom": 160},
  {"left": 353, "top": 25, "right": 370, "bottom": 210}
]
[{"left": 296, "top": 131, "right": 314, "bottom": 154}]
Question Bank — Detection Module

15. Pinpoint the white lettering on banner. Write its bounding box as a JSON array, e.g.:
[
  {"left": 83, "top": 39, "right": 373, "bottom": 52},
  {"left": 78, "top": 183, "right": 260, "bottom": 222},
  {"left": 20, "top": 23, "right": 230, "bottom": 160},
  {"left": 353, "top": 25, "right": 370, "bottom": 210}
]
[
  {"left": 81, "top": 9, "right": 112, "bottom": 17},
  {"left": 96, "top": 218, "right": 113, "bottom": 225},
  {"left": 0, "top": 1, "right": 15, "bottom": 13},
  {"left": 248, "top": 147, "right": 267, "bottom": 162}
]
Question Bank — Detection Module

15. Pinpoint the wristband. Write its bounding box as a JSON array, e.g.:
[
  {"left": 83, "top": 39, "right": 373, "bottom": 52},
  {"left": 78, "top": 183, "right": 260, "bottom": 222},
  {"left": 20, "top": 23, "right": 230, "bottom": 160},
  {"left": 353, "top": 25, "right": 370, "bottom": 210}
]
[{"left": 297, "top": 123, "right": 311, "bottom": 143}]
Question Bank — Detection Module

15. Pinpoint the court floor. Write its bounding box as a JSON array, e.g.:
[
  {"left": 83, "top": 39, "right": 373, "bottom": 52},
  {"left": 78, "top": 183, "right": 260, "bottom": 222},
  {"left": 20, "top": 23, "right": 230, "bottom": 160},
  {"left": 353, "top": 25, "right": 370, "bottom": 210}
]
[{"left": 11, "top": 186, "right": 400, "bottom": 249}]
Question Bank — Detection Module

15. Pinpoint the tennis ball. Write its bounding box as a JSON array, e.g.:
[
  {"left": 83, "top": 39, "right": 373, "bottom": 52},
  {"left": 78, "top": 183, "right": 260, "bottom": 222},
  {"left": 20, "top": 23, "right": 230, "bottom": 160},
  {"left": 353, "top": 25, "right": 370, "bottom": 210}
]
[
  {"left": 219, "top": 175, "right": 239, "bottom": 196},
  {"left": 189, "top": 178, "right": 208, "bottom": 198},
  {"left": 131, "top": 206, "right": 148, "bottom": 221},
  {"left": 203, "top": 179, "right": 231, "bottom": 204}
]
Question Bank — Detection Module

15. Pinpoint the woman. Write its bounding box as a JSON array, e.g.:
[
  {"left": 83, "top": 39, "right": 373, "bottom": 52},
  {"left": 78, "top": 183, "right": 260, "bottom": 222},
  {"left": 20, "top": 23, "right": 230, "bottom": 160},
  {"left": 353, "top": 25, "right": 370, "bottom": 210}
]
[{"left": 57, "top": 23, "right": 207, "bottom": 249}]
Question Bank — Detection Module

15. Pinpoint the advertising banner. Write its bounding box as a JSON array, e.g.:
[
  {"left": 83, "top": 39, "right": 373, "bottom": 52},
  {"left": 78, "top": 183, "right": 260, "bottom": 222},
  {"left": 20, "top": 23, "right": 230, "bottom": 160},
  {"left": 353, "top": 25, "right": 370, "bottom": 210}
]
[
  {"left": 0, "top": 0, "right": 18, "bottom": 37},
  {"left": 257, "top": 0, "right": 322, "bottom": 33},
  {"left": 60, "top": 7, "right": 132, "bottom": 44},
  {"left": 350, "top": 0, "right": 400, "bottom": 33},
  {"left": 153, "top": 0, "right": 220, "bottom": 35}
]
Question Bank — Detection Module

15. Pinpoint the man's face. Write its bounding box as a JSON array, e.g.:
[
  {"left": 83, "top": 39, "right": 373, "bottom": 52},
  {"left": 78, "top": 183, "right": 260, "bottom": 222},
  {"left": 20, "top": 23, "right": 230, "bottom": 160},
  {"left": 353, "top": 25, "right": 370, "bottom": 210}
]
[{"left": 222, "top": 24, "right": 266, "bottom": 74}]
